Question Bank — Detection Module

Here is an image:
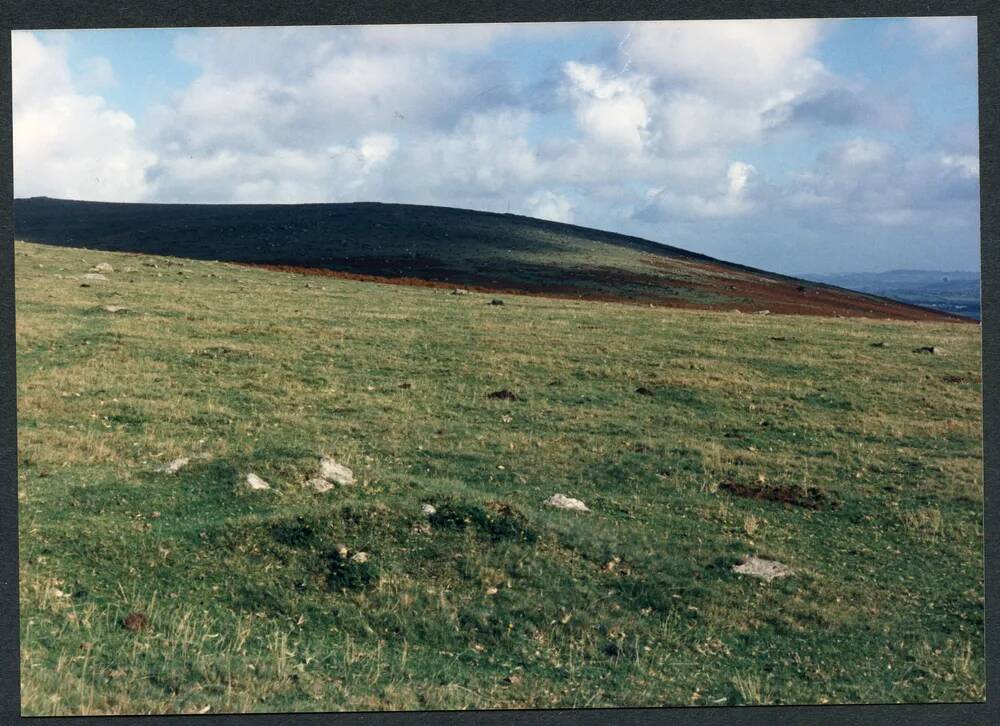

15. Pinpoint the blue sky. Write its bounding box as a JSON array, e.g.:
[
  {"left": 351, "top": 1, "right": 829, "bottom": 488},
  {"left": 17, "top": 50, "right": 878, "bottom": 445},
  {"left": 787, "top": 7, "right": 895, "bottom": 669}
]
[{"left": 12, "top": 17, "right": 980, "bottom": 274}]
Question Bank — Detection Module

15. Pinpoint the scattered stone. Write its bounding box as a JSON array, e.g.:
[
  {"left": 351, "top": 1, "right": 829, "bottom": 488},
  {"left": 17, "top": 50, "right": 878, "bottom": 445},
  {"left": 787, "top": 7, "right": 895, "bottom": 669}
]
[
  {"left": 91, "top": 262, "right": 114, "bottom": 273},
  {"left": 103, "top": 305, "right": 128, "bottom": 313},
  {"left": 350, "top": 551, "right": 369, "bottom": 564},
  {"left": 305, "top": 477, "right": 335, "bottom": 493},
  {"left": 421, "top": 503, "right": 437, "bottom": 516},
  {"left": 122, "top": 612, "right": 150, "bottom": 631},
  {"left": 490, "top": 299, "right": 505, "bottom": 306},
  {"left": 485, "top": 586, "right": 499, "bottom": 595},
  {"left": 635, "top": 386, "right": 655, "bottom": 397},
  {"left": 755, "top": 309, "right": 771, "bottom": 316},
  {"left": 157, "top": 457, "right": 189, "bottom": 474},
  {"left": 319, "top": 456, "right": 355, "bottom": 485},
  {"left": 913, "top": 346, "right": 942, "bottom": 355},
  {"left": 451, "top": 288, "right": 470, "bottom": 295},
  {"left": 544, "top": 493, "right": 590, "bottom": 512},
  {"left": 245, "top": 473, "right": 270, "bottom": 490},
  {"left": 732, "top": 556, "right": 792, "bottom": 582},
  {"left": 487, "top": 389, "right": 519, "bottom": 401},
  {"left": 80, "top": 273, "right": 108, "bottom": 282}
]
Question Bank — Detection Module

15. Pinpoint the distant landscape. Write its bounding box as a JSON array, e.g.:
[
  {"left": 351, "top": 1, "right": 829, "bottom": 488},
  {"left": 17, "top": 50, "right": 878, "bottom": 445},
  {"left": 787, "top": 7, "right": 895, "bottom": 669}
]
[{"left": 801, "top": 270, "right": 982, "bottom": 320}]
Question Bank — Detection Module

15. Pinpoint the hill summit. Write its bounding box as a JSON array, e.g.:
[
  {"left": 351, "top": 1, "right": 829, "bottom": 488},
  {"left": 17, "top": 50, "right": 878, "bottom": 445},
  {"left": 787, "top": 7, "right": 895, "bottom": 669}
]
[{"left": 13, "top": 196, "right": 968, "bottom": 322}]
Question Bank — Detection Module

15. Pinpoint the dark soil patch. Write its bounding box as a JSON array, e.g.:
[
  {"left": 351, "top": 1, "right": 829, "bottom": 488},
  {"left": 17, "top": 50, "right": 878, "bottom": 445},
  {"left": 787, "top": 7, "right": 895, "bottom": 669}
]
[
  {"left": 719, "top": 479, "right": 839, "bottom": 510},
  {"left": 487, "top": 389, "right": 519, "bottom": 401},
  {"left": 122, "top": 612, "right": 149, "bottom": 632}
]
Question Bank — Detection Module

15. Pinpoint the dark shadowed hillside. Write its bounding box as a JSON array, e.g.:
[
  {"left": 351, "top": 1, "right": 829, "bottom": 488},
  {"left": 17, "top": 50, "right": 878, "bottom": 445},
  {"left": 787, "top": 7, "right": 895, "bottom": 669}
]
[{"left": 13, "top": 196, "right": 970, "bottom": 322}]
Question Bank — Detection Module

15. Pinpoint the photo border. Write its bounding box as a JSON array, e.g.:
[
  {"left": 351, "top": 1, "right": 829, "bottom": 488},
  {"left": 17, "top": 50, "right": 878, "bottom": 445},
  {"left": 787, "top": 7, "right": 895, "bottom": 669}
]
[{"left": 1, "top": 1, "right": 995, "bottom": 724}]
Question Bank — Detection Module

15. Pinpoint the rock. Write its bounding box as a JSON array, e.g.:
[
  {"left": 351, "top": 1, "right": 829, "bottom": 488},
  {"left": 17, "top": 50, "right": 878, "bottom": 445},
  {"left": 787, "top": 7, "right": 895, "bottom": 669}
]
[
  {"left": 635, "top": 386, "right": 655, "bottom": 397},
  {"left": 305, "top": 477, "right": 335, "bottom": 493},
  {"left": 421, "top": 503, "right": 437, "bottom": 516},
  {"left": 871, "top": 341, "right": 888, "bottom": 348},
  {"left": 451, "top": 288, "right": 470, "bottom": 295},
  {"left": 245, "top": 473, "right": 270, "bottom": 490},
  {"left": 490, "top": 299, "right": 504, "bottom": 306},
  {"left": 319, "top": 456, "right": 355, "bottom": 485},
  {"left": 91, "top": 262, "right": 114, "bottom": 273},
  {"left": 732, "top": 556, "right": 792, "bottom": 582},
  {"left": 334, "top": 543, "right": 349, "bottom": 558},
  {"left": 755, "top": 309, "right": 771, "bottom": 316},
  {"left": 157, "top": 457, "right": 189, "bottom": 474},
  {"left": 81, "top": 273, "right": 108, "bottom": 281},
  {"left": 122, "top": 612, "right": 149, "bottom": 631},
  {"left": 913, "top": 346, "right": 942, "bottom": 355},
  {"left": 544, "top": 493, "right": 590, "bottom": 512},
  {"left": 487, "top": 389, "right": 519, "bottom": 401},
  {"left": 350, "top": 551, "right": 369, "bottom": 564},
  {"left": 103, "top": 305, "right": 128, "bottom": 313}
]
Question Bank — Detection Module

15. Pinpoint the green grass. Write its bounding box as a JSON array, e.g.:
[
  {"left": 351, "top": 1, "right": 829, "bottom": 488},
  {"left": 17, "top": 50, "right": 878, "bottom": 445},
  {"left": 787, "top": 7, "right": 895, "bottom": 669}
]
[{"left": 16, "top": 240, "right": 984, "bottom": 714}]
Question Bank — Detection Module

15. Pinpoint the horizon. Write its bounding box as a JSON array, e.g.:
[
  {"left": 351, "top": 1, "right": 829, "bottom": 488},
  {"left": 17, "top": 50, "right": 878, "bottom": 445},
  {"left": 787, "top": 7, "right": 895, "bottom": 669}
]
[{"left": 12, "top": 18, "right": 981, "bottom": 276}]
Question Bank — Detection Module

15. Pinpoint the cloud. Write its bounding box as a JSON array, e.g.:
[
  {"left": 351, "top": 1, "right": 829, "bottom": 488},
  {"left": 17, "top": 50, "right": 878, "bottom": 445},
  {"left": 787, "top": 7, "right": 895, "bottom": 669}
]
[
  {"left": 12, "top": 32, "right": 154, "bottom": 201},
  {"left": 526, "top": 191, "right": 574, "bottom": 223},
  {"left": 11, "top": 21, "right": 980, "bottom": 274},
  {"left": 907, "top": 16, "right": 977, "bottom": 55}
]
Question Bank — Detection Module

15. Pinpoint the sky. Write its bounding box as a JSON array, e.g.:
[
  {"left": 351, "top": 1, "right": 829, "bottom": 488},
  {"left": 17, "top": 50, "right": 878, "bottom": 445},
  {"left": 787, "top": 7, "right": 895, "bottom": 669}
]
[{"left": 11, "top": 17, "right": 980, "bottom": 274}]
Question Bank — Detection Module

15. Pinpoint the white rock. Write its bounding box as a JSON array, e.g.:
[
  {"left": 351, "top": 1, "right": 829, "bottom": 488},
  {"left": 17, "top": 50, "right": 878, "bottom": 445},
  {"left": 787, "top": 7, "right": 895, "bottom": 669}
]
[
  {"left": 80, "top": 273, "right": 108, "bottom": 282},
  {"left": 305, "top": 477, "right": 335, "bottom": 493},
  {"left": 245, "top": 473, "right": 271, "bottom": 490},
  {"left": 158, "top": 457, "right": 189, "bottom": 474},
  {"left": 350, "top": 551, "right": 369, "bottom": 564},
  {"left": 319, "top": 456, "right": 355, "bottom": 485},
  {"left": 732, "top": 556, "right": 792, "bottom": 582},
  {"left": 103, "top": 305, "right": 128, "bottom": 313},
  {"left": 91, "top": 262, "right": 114, "bottom": 273},
  {"left": 544, "top": 493, "right": 590, "bottom": 512},
  {"left": 421, "top": 503, "right": 437, "bottom": 516}
]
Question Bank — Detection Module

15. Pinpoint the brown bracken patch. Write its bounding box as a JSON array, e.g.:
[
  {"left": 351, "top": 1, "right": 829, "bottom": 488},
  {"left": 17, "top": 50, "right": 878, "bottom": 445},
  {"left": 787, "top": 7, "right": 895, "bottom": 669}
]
[
  {"left": 122, "top": 612, "right": 150, "bottom": 631},
  {"left": 719, "top": 480, "right": 839, "bottom": 510}
]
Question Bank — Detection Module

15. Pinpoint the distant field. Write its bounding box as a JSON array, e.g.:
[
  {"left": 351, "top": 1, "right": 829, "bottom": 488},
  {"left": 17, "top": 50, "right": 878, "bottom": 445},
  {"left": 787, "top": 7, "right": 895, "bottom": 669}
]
[{"left": 16, "top": 240, "right": 984, "bottom": 714}]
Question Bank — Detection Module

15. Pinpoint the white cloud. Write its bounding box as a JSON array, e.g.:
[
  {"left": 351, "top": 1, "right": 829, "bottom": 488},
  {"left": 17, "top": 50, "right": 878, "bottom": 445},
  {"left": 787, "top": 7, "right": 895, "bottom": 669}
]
[
  {"left": 907, "top": 16, "right": 977, "bottom": 54},
  {"left": 12, "top": 32, "right": 154, "bottom": 201},
  {"left": 625, "top": 19, "right": 825, "bottom": 99},
  {"left": 526, "top": 191, "right": 574, "bottom": 223}
]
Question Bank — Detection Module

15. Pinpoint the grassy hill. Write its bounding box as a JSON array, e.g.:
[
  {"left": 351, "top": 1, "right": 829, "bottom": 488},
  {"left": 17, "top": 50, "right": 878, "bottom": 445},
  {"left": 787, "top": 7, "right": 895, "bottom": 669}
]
[
  {"left": 16, "top": 239, "right": 983, "bottom": 714},
  {"left": 13, "top": 197, "right": 970, "bottom": 322}
]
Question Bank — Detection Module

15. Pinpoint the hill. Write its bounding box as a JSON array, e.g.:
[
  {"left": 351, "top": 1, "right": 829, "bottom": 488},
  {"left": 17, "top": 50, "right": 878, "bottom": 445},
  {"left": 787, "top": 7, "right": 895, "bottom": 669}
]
[
  {"left": 13, "top": 196, "right": 971, "bottom": 322},
  {"left": 15, "top": 239, "right": 983, "bottom": 712}
]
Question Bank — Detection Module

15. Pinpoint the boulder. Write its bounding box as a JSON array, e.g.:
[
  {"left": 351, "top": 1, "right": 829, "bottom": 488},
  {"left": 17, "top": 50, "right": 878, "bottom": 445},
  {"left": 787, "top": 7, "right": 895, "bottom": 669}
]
[
  {"left": 544, "top": 493, "right": 590, "bottom": 512},
  {"left": 319, "top": 456, "right": 355, "bottom": 485}
]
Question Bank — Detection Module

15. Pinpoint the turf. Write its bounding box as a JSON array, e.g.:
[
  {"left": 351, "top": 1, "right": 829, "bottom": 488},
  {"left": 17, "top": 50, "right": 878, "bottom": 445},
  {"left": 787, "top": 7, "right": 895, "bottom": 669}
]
[{"left": 15, "top": 240, "right": 984, "bottom": 714}]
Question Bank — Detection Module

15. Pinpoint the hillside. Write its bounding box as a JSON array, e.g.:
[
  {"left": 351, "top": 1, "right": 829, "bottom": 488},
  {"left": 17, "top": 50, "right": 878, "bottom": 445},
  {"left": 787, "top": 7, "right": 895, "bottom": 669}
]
[
  {"left": 13, "top": 197, "right": 970, "bottom": 322},
  {"left": 15, "top": 239, "right": 984, "bottom": 712}
]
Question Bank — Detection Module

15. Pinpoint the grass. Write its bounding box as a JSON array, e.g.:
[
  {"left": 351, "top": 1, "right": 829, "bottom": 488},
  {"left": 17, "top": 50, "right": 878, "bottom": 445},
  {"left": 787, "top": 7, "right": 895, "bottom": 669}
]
[{"left": 15, "top": 239, "right": 984, "bottom": 714}]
